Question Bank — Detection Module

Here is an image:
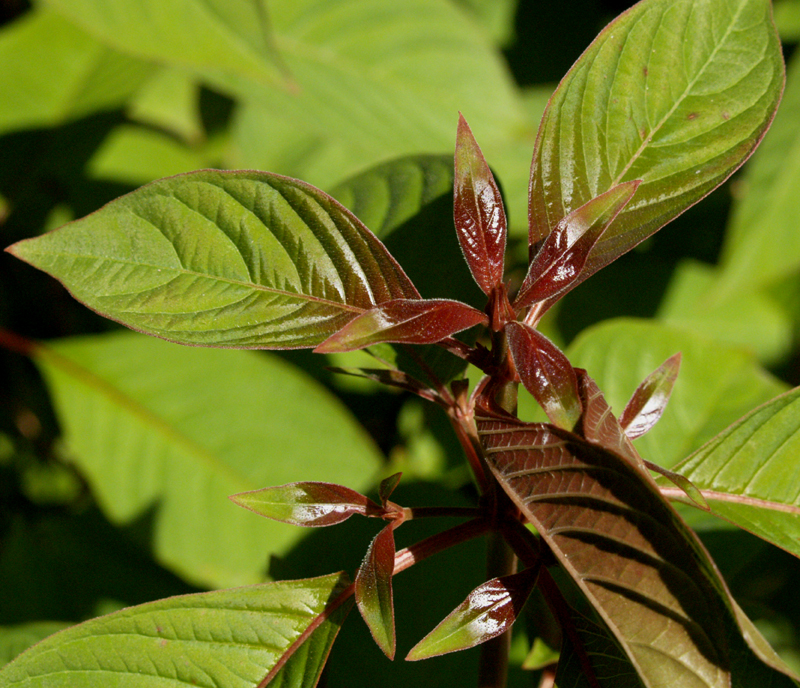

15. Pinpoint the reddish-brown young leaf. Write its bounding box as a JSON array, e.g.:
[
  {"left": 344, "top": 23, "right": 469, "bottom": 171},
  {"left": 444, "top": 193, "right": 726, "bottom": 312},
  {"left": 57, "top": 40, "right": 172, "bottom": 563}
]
[
  {"left": 379, "top": 473, "right": 402, "bottom": 506},
  {"left": 575, "top": 369, "right": 642, "bottom": 469},
  {"left": 355, "top": 522, "right": 397, "bottom": 659},
  {"left": 515, "top": 181, "right": 639, "bottom": 312},
  {"left": 406, "top": 565, "right": 540, "bottom": 661},
  {"left": 619, "top": 353, "right": 681, "bottom": 440},
  {"left": 314, "top": 298, "right": 488, "bottom": 353},
  {"left": 506, "top": 321, "right": 582, "bottom": 430},
  {"left": 477, "top": 416, "right": 732, "bottom": 688},
  {"left": 453, "top": 113, "right": 508, "bottom": 295},
  {"left": 229, "top": 482, "right": 380, "bottom": 527}
]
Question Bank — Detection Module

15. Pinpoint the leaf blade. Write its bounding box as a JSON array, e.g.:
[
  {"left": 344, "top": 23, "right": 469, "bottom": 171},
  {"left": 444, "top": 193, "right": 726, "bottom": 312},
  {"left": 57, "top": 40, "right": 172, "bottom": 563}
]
[{"left": 355, "top": 523, "right": 396, "bottom": 659}]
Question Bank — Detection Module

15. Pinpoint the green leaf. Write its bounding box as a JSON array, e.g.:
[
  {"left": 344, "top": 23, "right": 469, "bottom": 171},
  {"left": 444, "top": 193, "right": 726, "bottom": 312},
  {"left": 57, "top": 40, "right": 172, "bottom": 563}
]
[
  {"left": 406, "top": 567, "right": 539, "bottom": 661},
  {"left": 567, "top": 319, "right": 787, "bottom": 470},
  {"left": 45, "top": 0, "right": 288, "bottom": 91},
  {"left": 355, "top": 523, "right": 396, "bottom": 659},
  {"left": 30, "top": 331, "right": 382, "bottom": 588},
  {"left": 127, "top": 67, "right": 204, "bottom": 143},
  {"left": 0, "top": 623, "right": 70, "bottom": 668},
  {"left": 0, "top": 572, "right": 353, "bottom": 688},
  {"left": 480, "top": 417, "right": 732, "bottom": 687},
  {"left": 716, "top": 48, "right": 800, "bottom": 294},
  {"left": 0, "top": 8, "right": 155, "bottom": 135},
  {"left": 529, "top": 0, "right": 784, "bottom": 283},
  {"left": 8, "top": 170, "right": 418, "bottom": 349},
  {"left": 665, "top": 386, "right": 800, "bottom": 559}
]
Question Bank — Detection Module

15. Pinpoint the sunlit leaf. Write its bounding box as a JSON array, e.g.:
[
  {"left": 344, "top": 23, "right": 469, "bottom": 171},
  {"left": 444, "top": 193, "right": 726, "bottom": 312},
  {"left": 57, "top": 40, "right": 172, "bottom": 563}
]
[
  {"left": 0, "top": 573, "right": 353, "bottom": 688},
  {"left": 453, "top": 113, "right": 507, "bottom": 295},
  {"left": 506, "top": 322, "right": 582, "bottom": 430},
  {"left": 9, "top": 170, "right": 419, "bottom": 349},
  {"left": 406, "top": 566, "right": 539, "bottom": 661},
  {"left": 230, "top": 482, "right": 379, "bottom": 528},
  {"left": 666, "top": 386, "right": 800, "bottom": 559},
  {"left": 29, "top": 331, "right": 382, "bottom": 588},
  {"left": 315, "top": 299, "right": 487, "bottom": 353},
  {"left": 529, "top": 0, "right": 784, "bottom": 289},
  {"left": 479, "top": 416, "right": 732, "bottom": 688},
  {"left": 355, "top": 523, "right": 396, "bottom": 659},
  {"left": 620, "top": 353, "right": 681, "bottom": 439},
  {"left": 515, "top": 181, "right": 639, "bottom": 309},
  {"left": 0, "top": 622, "right": 70, "bottom": 668}
]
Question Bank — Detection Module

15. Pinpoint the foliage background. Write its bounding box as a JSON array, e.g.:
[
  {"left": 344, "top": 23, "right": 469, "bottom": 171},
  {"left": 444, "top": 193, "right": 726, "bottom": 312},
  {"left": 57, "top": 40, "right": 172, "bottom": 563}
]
[{"left": 1, "top": 0, "right": 800, "bottom": 685}]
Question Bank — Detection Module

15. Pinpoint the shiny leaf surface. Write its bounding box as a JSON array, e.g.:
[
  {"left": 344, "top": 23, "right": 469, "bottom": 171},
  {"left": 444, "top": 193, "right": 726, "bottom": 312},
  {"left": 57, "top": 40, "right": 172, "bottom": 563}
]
[
  {"left": 230, "top": 482, "right": 379, "bottom": 528},
  {"left": 620, "top": 353, "right": 682, "bottom": 440},
  {"left": 355, "top": 523, "right": 396, "bottom": 659},
  {"left": 506, "top": 321, "right": 582, "bottom": 430},
  {"left": 529, "top": 0, "right": 784, "bottom": 287},
  {"left": 666, "top": 386, "right": 800, "bottom": 559},
  {"left": 453, "top": 113, "right": 507, "bottom": 295},
  {"left": 315, "top": 299, "right": 487, "bottom": 353},
  {"left": 0, "top": 573, "right": 353, "bottom": 688},
  {"left": 515, "top": 181, "right": 639, "bottom": 310},
  {"left": 406, "top": 566, "right": 539, "bottom": 661},
  {"left": 9, "top": 170, "right": 418, "bottom": 349},
  {"left": 479, "top": 417, "right": 732, "bottom": 688}
]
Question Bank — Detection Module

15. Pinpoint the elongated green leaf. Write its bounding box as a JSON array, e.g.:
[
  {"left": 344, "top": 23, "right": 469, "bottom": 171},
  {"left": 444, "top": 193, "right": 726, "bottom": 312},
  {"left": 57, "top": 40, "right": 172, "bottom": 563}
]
[
  {"left": 666, "top": 386, "right": 800, "bottom": 559},
  {"left": 45, "top": 0, "right": 287, "bottom": 90},
  {"left": 0, "top": 8, "right": 155, "bottom": 135},
  {"left": 406, "top": 567, "right": 539, "bottom": 661},
  {"left": 0, "top": 573, "right": 353, "bottom": 688},
  {"left": 567, "top": 319, "right": 787, "bottom": 470},
  {"left": 30, "top": 331, "right": 382, "bottom": 588},
  {"left": 355, "top": 523, "right": 396, "bottom": 659},
  {"left": 8, "top": 170, "right": 418, "bottom": 349},
  {"left": 479, "top": 417, "right": 732, "bottom": 687},
  {"left": 529, "top": 0, "right": 783, "bottom": 284},
  {"left": 716, "top": 48, "right": 800, "bottom": 295},
  {"left": 0, "top": 623, "right": 70, "bottom": 668}
]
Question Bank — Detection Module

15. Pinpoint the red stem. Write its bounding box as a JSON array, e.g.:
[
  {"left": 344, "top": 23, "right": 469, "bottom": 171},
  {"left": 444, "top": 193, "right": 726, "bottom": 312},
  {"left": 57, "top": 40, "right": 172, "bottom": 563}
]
[{"left": 0, "top": 328, "right": 36, "bottom": 357}]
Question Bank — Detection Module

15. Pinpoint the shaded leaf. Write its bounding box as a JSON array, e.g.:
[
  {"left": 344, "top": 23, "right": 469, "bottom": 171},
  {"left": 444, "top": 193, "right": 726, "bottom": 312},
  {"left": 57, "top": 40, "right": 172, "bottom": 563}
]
[
  {"left": 315, "top": 299, "right": 487, "bottom": 353},
  {"left": 506, "top": 321, "right": 582, "bottom": 430},
  {"left": 567, "top": 319, "right": 787, "bottom": 470},
  {"left": 665, "top": 386, "right": 800, "bottom": 560},
  {"left": 355, "top": 523, "right": 397, "bottom": 659},
  {"left": 0, "top": 622, "right": 71, "bottom": 668},
  {"left": 230, "top": 482, "right": 380, "bottom": 528},
  {"left": 620, "top": 353, "right": 681, "bottom": 440},
  {"left": 529, "top": 0, "right": 784, "bottom": 289},
  {"left": 515, "top": 181, "right": 639, "bottom": 310},
  {"left": 479, "top": 417, "right": 732, "bottom": 688},
  {"left": 379, "top": 473, "right": 402, "bottom": 506},
  {"left": 30, "top": 331, "right": 382, "bottom": 588},
  {"left": 8, "top": 170, "right": 418, "bottom": 349},
  {"left": 0, "top": 573, "right": 353, "bottom": 688},
  {"left": 0, "top": 8, "right": 155, "bottom": 135},
  {"left": 453, "top": 113, "right": 507, "bottom": 295},
  {"left": 406, "top": 566, "right": 539, "bottom": 661}
]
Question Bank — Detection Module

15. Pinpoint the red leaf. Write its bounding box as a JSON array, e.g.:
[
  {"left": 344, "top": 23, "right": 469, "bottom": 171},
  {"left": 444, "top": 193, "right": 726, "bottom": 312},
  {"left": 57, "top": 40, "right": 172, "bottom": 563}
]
[
  {"left": 355, "top": 523, "right": 397, "bottom": 659},
  {"left": 378, "top": 473, "right": 402, "bottom": 506},
  {"left": 454, "top": 114, "right": 507, "bottom": 295},
  {"left": 314, "top": 298, "right": 488, "bottom": 353},
  {"left": 620, "top": 353, "right": 681, "bottom": 440},
  {"left": 406, "top": 566, "right": 540, "bottom": 661},
  {"left": 506, "top": 322, "right": 582, "bottom": 430},
  {"left": 515, "top": 181, "right": 639, "bottom": 312},
  {"left": 229, "top": 482, "right": 380, "bottom": 527}
]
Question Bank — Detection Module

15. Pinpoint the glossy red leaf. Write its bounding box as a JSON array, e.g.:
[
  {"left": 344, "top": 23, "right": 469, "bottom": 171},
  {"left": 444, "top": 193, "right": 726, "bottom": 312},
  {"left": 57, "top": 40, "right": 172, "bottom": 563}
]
[
  {"left": 453, "top": 113, "right": 507, "bottom": 295},
  {"left": 506, "top": 321, "right": 582, "bottom": 430},
  {"left": 478, "top": 416, "right": 732, "bottom": 687},
  {"left": 620, "top": 353, "right": 681, "bottom": 440},
  {"left": 515, "top": 181, "right": 639, "bottom": 311},
  {"left": 406, "top": 566, "right": 540, "bottom": 661},
  {"left": 355, "top": 522, "right": 397, "bottom": 659},
  {"left": 229, "top": 482, "right": 380, "bottom": 527},
  {"left": 314, "top": 298, "right": 488, "bottom": 353}
]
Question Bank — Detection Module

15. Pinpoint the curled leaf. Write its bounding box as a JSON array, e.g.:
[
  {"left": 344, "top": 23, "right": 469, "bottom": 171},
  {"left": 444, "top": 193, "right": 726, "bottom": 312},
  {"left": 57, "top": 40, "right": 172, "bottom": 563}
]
[
  {"left": 314, "top": 298, "right": 487, "bottom": 353},
  {"left": 454, "top": 113, "right": 507, "bottom": 295},
  {"left": 355, "top": 523, "right": 397, "bottom": 659},
  {"left": 230, "top": 482, "right": 380, "bottom": 527},
  {"left": 620, "top": 353, "right": 681, "bottom": 439},
  {"left": 406, "top": 566, "right": 540, "bottom": 661}
]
